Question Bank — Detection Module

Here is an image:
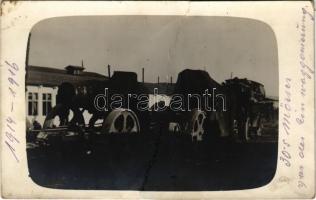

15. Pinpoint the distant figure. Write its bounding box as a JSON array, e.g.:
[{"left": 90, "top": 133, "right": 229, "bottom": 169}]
[{"left": 32, "top": 120, "right": 42, "bottom": 130}]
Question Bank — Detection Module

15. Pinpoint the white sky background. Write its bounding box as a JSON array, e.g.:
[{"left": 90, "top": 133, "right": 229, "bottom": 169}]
[{"left": 29, "top": 16, "right": 279, "bottom": 97}]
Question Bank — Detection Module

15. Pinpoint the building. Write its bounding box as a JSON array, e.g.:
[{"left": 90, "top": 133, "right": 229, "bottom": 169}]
[{"left": 26, "top": 65, "right": 107, "bottom": 127}]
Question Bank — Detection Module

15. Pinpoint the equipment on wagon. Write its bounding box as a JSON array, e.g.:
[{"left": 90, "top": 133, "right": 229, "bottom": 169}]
[{"left": 37, "top": 68, "right": 270, "bottom": 147}]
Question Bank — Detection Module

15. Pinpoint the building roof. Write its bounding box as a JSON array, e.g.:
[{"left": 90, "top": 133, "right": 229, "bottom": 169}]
[
  {"left": 26, "top": 65, "right": 108, "bottom": 87},
  {"left": 65, "top": 65, "right": 85, "bottom": 71}
]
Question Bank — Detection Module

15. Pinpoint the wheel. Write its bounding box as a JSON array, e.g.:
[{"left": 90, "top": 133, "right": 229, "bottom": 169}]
[
  {"left": 253, "top": 114, "right": 262, "bottom": 137},
  {"left": 186, "top": 109, "right": 207, "bottom": 142},
  {"left": 102, "top": 108, "right": 140, "bottom": 134},
  {"left": 238, "top": 117, "right": 250, "bottom": 141},
  {"left": 168, "top": 122, "right": 181, "bottom": 134},
  {"left": 244, "top": 117, "right": 250, "bottom": 141},
  {"left": 43, "top": 104, "right": 69, "bottom": 128}
]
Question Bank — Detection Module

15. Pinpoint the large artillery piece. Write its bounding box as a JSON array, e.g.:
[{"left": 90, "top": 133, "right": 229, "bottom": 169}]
[
  {"left": 149, "top": 70, "right": 269, "bottom": 142},
  {"left": 222, "top": 77, "right": 269, "bottom": 141},
  {"left": 42, "top": 71, "right": 149, "bottom": 135},
  {"left": 151, "top": 69, "right": 225, "bottom": 142}
]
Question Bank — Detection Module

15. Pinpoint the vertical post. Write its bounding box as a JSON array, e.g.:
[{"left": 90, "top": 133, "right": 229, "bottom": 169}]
[
  {"left": 170, "top": 76, "right": 173, "bottom": 84},
  {"left": 142, "top": 68, "right": 144, "bottom": 83},
  {"left": 81, "top": 60, "right": 84, "bottom": 68},
  {"left": 26, "top": 33, "right": 31, "bottom": 68},
  {"left": 25, "top": 33, "right": 31, "bottom": 83},
  {"left": 230, "top": 72, "right": 233, "bottom": 79},
  {"left": 108, "top": 64, "right": 111, "bottom": 78},
  {"left": 38, "top": 86, "right": 43, "bottom": 120},
  {"left": 157, "top": 76, "right": 160, "bottom": 84}
]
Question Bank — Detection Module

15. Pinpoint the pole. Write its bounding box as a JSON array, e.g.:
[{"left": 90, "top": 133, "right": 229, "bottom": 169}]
[
  {"left": 142, "top": 68, "right": 144, "bottom": 83},
  {"left": 108, "top": 64, "right": 111, "bottom": 78},
  {"left": 25, "top": 33, "right": 31, "bottom": 83}
]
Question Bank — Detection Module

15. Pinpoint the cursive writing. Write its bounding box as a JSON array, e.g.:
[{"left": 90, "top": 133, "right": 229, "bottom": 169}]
[
  {"left": 279, "top": 78, "right": 292, "bottom": 167},
  {"left": 297, "top": 136, "right": 306, "bottom": 189},
  {"left": 297, "top": 7, "right": 314, "bottom": 125},
  {"left": 4, "top": 61, "right": 20, "bottom": 162},
  {"left": 295, "top": 7, "right": 313, "bottom": 190},
  {"left": 299, "top": 7, "right": 314, "bottom": 98}
]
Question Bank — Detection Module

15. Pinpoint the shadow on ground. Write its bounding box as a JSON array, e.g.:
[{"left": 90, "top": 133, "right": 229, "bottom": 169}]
[{"left": 27, "top": 128, "right": 278, "bottom": 191}]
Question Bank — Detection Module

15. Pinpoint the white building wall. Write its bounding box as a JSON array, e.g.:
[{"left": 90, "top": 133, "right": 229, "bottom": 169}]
[
  {"left": 26, "top": 85, "right": 94, "bottom": 128},
  {"left": 26, "top": 85, "right": 58, "bottom": 126}
]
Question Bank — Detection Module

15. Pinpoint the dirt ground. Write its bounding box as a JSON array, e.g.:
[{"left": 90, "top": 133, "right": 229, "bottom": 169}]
[{"left": 27, "top": 124, "right": 278, "bottom": 191}]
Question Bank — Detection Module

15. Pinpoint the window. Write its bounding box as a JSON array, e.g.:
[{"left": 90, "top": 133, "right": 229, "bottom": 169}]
[
  {"left": 28, "top": 93, "right": 38, "bottom": 115},
  {"left": 42, "top": 93, "right": 52, "bottom": 116}
]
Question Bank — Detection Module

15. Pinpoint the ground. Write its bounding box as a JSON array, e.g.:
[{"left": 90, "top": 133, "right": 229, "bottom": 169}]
[{"left": 27, "top": 124, "right": 278, "bottom": 191}]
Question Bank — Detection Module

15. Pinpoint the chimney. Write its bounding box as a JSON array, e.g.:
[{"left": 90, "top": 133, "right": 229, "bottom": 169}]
[
  {"left": 142, "top": 68, "right": 144, "bottom": 83},
  {"left": 108, "top": 64, "right": 111, "bottom": 78},
  {"left": 170, "top": 76, "right": 173, "bottom": 84},
  {"left": 157, "top": 76, "right": 160, "bottom": 84}
]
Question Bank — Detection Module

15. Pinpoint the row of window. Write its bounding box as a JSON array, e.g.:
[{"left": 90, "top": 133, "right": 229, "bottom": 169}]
[{"left": 28, "top": 92, "right": 52, "bottom": 116}]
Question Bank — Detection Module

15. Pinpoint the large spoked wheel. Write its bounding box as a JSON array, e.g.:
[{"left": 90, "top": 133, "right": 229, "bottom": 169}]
[
  {"left": 102, "top": 108, "right": 140, "bottom": 134},
  {"left": 37, "top": 104, "right": 69, "bottom": 148},
  {"left": 186, "top": 109, "right": 207, "bottom": 142}
]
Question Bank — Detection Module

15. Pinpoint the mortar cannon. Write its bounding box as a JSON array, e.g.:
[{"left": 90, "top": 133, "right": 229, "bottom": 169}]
[{"left": 42, "top": 71, "right": 149, "bottom": 136}]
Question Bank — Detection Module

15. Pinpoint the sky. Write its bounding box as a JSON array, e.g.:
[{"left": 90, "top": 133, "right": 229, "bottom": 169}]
[{"left": 29, "top": 16, "right": 278, "bottom": 97}]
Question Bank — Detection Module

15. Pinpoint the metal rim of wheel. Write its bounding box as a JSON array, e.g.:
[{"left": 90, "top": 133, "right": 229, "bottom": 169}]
[
  {"left": 188, "top": 109, "right": 207, "bottom": 142},
  {"left": 244, "top": 117, "right": 250, "bottom": 141},
  {"left": 102, "top": 108, "right": 140, "bottom": 134}
]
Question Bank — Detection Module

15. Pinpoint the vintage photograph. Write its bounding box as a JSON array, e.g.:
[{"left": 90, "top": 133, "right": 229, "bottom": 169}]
[{"left": 25, "top": 16, "right": 279, "bottom": 191}]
